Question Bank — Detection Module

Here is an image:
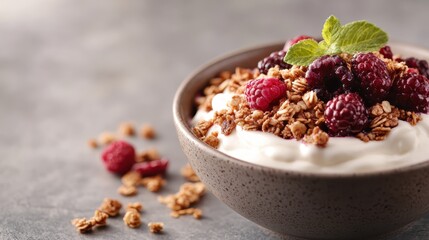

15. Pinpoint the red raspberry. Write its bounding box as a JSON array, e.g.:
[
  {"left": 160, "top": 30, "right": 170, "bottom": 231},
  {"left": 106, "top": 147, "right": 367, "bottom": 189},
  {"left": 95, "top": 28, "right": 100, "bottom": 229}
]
[
  {"left": 245, "top": 78, "right": 287, "bottom": 111},
  {"left": 132, "top": 158, "right": 169, "bottom": 177},
  {"left": 305, "top": 55, "right": 355, "bottom": 101},
  {"left": 379, "top": 45, "right": 393, "bottom": 59},
  {"left": 324, "top": 93, "right": 368, "bottom": 136},
  {"left": 257, "top": 50, "right": 291, "bottom": 74},
  {"left": 390, "top": 73, "right": 429, "bottom": 113},
  {"left": 352, "top": 53, "right": 392, "bottom": 105},
  {"left": 101, "top": 141, "right": 136, "bottom": 175},
  {"left": 283, "top": 35, "right": 313, "bottom": 51}
]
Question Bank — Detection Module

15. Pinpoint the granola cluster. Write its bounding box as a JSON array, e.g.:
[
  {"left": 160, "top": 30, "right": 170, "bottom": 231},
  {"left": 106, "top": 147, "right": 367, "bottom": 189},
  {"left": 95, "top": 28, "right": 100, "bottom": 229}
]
[
  {"left": 192, "top": 53, "right": 422, "bottom": 148},
  {"left": 158, "top": 182, "right": 205, "bottom": 219}
]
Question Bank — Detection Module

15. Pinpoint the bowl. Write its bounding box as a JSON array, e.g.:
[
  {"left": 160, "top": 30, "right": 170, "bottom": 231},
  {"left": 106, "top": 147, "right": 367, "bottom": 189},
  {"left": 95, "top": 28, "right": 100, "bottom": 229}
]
[{"left": 173, "top": 42, "right": 429, "bottom": 239}]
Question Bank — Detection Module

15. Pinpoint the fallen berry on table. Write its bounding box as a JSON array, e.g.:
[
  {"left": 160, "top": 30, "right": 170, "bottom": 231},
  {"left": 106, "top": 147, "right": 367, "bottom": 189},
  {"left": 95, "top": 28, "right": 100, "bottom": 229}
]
[{"left": 101, "top": 141, "right": 136, "bottom": 175}]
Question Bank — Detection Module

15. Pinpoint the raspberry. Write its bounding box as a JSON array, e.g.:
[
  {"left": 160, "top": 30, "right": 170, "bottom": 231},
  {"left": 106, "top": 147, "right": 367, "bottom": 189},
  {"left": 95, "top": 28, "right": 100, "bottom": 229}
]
[
  {"left": 351, "top": 53, "right": 392, "bottom": 105},
  {"left": 390, "top": 73, "right": 429, "bottom": 113},
  {"left": 257, "top": 50, "right": 291, "bottom": 74},
  {"left": 379, "top": 45, "right": 393, "bottom": 59},
  {"left": 404, "top": 57, "right": 429, "bottom": 78},
  {"left": 324, "top": 93, "right": 368, "bottom": 136},
  {"left": 245, "top": 77, "right": 287, "bottom": 111},
  {"left": 283, "top": 35, "right": 313, "bottom": 51},
  {"left": 305, "top": 55, "right": 355, "bottom": 101},
  {"left": 132, "top": 158, "right": 169, "bottom": 177},
  {"left": 101, "top": 141, "right": 136, "bottom": 175}
]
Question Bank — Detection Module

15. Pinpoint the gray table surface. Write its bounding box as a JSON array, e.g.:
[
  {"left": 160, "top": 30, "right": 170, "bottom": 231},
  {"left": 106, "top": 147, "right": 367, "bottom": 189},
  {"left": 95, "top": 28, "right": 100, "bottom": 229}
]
[{"left": 0, "top": 0, "right": 428, "bottom": 239}]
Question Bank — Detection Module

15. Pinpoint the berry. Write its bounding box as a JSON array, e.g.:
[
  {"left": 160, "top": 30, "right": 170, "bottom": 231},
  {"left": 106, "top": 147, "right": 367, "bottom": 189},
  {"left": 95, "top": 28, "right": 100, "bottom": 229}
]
[
  {"left": 351, "top": 53, "right": 392, "bottom": 105},
  {"left": 245, "top": 77, "right": 287, "bottom": 111},
  {"left": 132, "top": 158, "right": 169, "bottom": 177},
  {"left": 404, "top": 57, "right": 429, "bottom": 78},
  {"left": 379, "top": 45, "right": 393, "bottom": 59},
  {"left": 257, "top": 50, "right": 291, "bottom": 74},
  {"left": 101, "top": 141, "right": 136, "bottom": 175},
  {"left": 390, "top": 73, "right": 429, "bottom": 113},
  {"left": 283, "top": 35, "right": 313, "bottom": 51},
  {"left": 305, "top": 55, "right": 355, "bottom": 101},
  {"left": 324, "top": 93, "right": 368, "bottom": 136}
]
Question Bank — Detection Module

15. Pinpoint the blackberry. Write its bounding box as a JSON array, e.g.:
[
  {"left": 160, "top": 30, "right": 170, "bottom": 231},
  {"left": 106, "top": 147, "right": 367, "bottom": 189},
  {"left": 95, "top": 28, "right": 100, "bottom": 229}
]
[
  {"left": 351, "top": 53, "right": 392, "bottom": 105},
  {"left": 404, "top": 57, "right": 429, "bottom": 78},
  {"left": 390, "top": 73, "right": 429, "bottom": 113},
  {"left": 305, "top": 55, "right": 355, "bottom": 101},
  {"left": 324, "top": 93, "right": 368, "bottom": 136},
  {"left": 257, "top": 50, "right": 291, "bottom": 74},
  {"left": 379, "top": 45, "right": 393, "bottom": 59}
]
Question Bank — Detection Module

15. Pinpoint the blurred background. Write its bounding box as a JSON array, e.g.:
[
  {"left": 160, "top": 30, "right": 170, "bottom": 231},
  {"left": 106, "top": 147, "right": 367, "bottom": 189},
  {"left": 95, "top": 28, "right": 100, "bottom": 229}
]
[{"left": 0, "top": 0, "right": 428, "bottom": 239}]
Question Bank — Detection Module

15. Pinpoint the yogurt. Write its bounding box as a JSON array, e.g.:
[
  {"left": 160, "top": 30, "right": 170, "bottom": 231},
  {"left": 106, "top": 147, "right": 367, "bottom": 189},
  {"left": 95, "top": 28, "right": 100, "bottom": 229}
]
[{"left": 193, "top": 93, "right": 429, "bottom": 174}]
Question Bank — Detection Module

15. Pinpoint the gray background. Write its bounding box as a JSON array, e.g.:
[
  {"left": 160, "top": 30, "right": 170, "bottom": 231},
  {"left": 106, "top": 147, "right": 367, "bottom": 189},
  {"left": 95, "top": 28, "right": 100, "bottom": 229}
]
[{"left": 0, "top": 0, "right": 428, "bottom": 239}]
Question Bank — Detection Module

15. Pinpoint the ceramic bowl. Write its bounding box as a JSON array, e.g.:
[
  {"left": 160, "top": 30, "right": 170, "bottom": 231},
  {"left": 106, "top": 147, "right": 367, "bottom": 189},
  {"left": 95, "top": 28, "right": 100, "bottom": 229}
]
[{"left": 173, "top": 42, "right": 429, "bottom": 239}]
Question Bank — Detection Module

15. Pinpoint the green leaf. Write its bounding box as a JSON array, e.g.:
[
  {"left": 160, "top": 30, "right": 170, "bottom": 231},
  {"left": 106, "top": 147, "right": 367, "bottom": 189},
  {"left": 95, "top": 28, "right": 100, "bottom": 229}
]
[
  {"left": 322, "top": 15, "right": 341, "bottom": 45},
  {"left": 336, "top": 21, "right": 388, "bottom": 53},
  {"left": 284, "top": 39, "right": 325, "bottom": 66}
]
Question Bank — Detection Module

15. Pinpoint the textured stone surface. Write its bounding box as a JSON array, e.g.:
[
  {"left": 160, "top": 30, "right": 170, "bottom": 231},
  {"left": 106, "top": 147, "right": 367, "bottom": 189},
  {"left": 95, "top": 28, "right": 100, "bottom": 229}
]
[{"left": 0, "top": 0, "right": 428, "bottom": 239}]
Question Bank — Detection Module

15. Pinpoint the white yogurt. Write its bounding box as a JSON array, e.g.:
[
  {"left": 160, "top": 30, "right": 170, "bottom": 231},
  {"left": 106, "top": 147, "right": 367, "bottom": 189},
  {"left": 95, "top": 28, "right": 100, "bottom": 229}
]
[{"left": 193, "top": 93, "right": 429, "bottom": 174}]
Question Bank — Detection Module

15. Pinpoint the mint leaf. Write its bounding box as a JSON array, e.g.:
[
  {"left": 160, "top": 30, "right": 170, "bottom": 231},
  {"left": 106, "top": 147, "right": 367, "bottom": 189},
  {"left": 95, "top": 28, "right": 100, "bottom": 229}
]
[
  {"left": 336, "top": 21, "right": 388, "bottom": 53},
  {"left": 284, "top": 39, "right": 324, "bottom": 66},
  {"left": 283, "top": 15, "right": 388, "bottom": 66},
  {"left": 322, "top": 15, "right": 341, "bottom": 45}
]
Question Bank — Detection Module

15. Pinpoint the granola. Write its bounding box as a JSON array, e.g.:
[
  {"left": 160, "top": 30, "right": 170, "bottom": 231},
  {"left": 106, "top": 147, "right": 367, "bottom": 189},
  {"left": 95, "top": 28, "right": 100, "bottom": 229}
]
[
  {"left": 117, "top": 185, "right": 138, "bottom": 196},
  {"left": 181, "top": 164, "right": 200, "bottom": 182},
  {"left": 118, "top": 122, "right": 135, "bottom": 136},
  {"left": 98, "top": 198, "right": 122, "bottom": 217},
  {"left": 148, "top": 222, "right": 164, "bottom": 233},
  {"left": 123, "top": 209, "right": 142, "bottom": 228},
  {"left": 140, "top": 124, "right": 156, "bottom": 139},
  {"left": 158, "top": 182, "right": 205, "bottom": 211},
  {"left": 140, "top": 175, "right": 165, "bottom": 192}
]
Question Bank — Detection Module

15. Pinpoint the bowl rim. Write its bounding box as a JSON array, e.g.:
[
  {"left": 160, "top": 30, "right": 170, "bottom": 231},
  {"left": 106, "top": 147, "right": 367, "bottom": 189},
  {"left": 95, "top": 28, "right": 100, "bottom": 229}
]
[{"left": 173, "top": 41, "right": 429, "bottom": 179}]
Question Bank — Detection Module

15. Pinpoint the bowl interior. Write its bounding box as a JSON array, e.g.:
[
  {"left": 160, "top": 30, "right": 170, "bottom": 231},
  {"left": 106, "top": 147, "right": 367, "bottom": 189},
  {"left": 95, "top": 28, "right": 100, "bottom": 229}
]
[{"left": 173, "top": 42, "right": 429, "bottom": 176}]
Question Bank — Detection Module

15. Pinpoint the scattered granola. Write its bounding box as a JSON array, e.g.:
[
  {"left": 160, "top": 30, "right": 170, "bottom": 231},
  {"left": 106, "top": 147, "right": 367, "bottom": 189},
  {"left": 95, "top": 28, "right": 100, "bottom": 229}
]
[
  {"left": 136, "top": 148, "right": 160, "bottom": 162},
  {"left": 181, "top": 164, "right": 200, "bottom": 182},
  {"left": 158, "top": 182, "right": 205, "bottom": 211},
  {"left": 148, "top": 222, "right": 164, "bottom": 234},
  {"left": 123, "top": 209, "right": 142, "bottom": 228},
  {"left": 171, "top": 208, "right": 202, "bottom": 219},
  {"left": 87, "top": 139, "right": 98, "bottom": 148},
  {"left": 119, "top": 122, "right": 135, "bottom": 136},
  {"left": 126, "top": 202, "right": 143, "bottom": 213},
  {"left": 117, "top": 185, "right": 138, "bottom": 196},
  {"left": 71, "top": 218, "right": 94, "bottom": 233},
  {"left": 92, "top": 210, "right": 109, "bottom": 226},
  {"left": 98, "top": 198, "right": 122, "bottom": 217},
  {"left": 98, "top": 132, "right": 117, "bottom": 145},
  {"left": 121, "top": 171, "right": 142, "bottom": 187},
  {"left": 140, "top": 124, "right": 156, "bottom": 139},
  {"left": 140, "top": 175, "right": 166, "bottom": 192}
]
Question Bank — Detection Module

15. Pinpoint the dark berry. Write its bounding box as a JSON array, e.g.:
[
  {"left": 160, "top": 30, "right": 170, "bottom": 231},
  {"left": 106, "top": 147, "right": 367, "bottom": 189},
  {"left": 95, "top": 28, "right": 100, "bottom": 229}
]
[
  {"left": 324, "top": 93, "right": 368, "bottom": 136},
  {"left": 283, "top": 35, "right": 314, "bottom": 51},
  {"left": 132, "top": 158, "right": 169, "bottom": 177},
  {"left": 404, "top": 57, "right": 429, "bottom": 78},
  {"left": 352, "top": 53, "right": 392, "bottom": 105},
  {"left": 245, "top": 77, "right": 287, "bottom": 111},
  {"left": 257, "top": 50, "right": 291, "bottom": 74},
  {"left": 305, "top": 55, "right": 355, "bottom": 101},
  {"left": 379, "top": 45, "right": 393, "bottom": 59},
  {"left": 101, "top": 141, "right": 136, "bottom": 175},
  {"left": 390, "top": 73, "right": 429, "bottom": 113}
]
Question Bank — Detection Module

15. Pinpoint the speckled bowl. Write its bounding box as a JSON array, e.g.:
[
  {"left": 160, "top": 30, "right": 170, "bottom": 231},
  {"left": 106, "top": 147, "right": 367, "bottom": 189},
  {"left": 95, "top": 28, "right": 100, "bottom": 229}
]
[{"left": 173, "top": 42, "right": 429, "bottom": 239}]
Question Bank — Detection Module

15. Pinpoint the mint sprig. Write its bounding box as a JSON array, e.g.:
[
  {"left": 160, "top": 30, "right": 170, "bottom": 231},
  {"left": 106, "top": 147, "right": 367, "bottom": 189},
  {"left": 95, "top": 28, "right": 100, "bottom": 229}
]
[{"left": 284, "top": 15, "right": 388, "bottom": 66}]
